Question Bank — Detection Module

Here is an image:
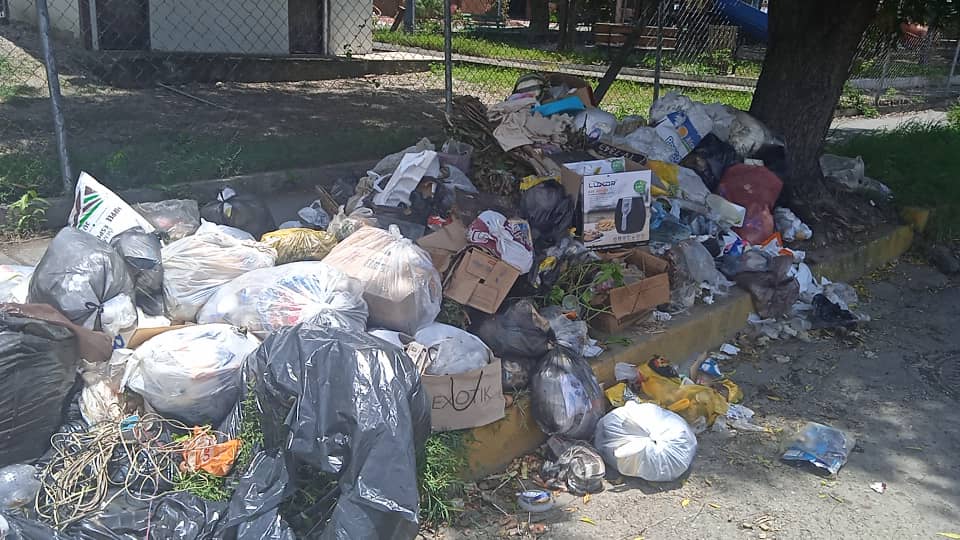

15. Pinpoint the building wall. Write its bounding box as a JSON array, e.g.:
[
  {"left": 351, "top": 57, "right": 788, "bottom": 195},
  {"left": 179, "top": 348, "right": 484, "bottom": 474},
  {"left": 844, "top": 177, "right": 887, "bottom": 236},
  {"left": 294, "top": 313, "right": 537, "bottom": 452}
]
[
  {"left": 327, "top": 0, "right": 373, "bottom": 56},
  {"left": 8, "top": 0, "right": 83, "bottom": 41},
  {"left": 149, "top": 0, "right": 289, "bottom": 55}
]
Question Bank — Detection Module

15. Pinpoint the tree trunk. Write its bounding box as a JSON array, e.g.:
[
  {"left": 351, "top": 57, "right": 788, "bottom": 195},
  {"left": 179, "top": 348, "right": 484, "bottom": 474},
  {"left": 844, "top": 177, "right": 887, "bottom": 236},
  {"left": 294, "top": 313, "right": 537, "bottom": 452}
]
[
  {"left": 749, "top": 0, "right": 878, "bottom": 187},
  {"left": 558, "top": 0, "right": 579, "bottom": 51},
  {"left": 529, "top": 0, "right": 549, "bottom": 35}
]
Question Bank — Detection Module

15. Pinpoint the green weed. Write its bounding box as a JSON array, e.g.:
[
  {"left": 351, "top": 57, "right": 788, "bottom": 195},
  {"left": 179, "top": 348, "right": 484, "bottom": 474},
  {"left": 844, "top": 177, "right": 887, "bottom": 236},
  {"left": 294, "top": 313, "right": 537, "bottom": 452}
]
[
  {"left": 419, "top": 431, "right": 468, "bottom": 525},
  {"left": 5, "top": 189, "right": 48, "bottom": 234}
]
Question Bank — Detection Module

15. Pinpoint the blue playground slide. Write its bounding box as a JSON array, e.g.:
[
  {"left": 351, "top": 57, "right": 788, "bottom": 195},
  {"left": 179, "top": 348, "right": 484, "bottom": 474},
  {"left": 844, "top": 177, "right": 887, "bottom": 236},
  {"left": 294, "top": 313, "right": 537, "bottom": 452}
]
[{"left": 715, "top": 0, "right": 768, "bottom": 43}]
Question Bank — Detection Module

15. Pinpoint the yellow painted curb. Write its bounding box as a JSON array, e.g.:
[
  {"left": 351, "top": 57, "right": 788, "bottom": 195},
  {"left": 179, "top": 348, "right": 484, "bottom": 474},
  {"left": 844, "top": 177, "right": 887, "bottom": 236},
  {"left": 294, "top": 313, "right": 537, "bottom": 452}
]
[{"left": 461, "top": 225, "right": 914, "bottom": 479}]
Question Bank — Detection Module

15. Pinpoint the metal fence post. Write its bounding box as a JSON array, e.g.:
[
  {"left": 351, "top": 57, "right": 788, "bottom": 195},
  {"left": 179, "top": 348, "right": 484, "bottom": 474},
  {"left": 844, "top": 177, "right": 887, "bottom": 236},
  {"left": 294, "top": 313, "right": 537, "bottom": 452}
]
[
  {"left": 404, "top": 0, "right": 416, "bottom": 33},
  {"left": 948, "top": 37, "right": 960, "bottom": 92},
  {"left": 653, "top": 0, "right": 664, "bottom": 103},
  {"left": 444, "top": 0, "right": 453, "bottom": 115},
  {"left": 35, "top": 0, "right": 73, "bottom": 193},
  {"left": 874, "top": 46, "right": 890, "bottom": 108}
]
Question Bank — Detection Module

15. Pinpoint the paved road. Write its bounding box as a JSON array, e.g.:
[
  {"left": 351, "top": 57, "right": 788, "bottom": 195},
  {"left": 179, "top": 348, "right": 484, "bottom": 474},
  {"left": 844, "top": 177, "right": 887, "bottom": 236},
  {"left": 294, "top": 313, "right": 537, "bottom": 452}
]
[{"left": 830, "top": 109, "right": 948, "bottom": 138}]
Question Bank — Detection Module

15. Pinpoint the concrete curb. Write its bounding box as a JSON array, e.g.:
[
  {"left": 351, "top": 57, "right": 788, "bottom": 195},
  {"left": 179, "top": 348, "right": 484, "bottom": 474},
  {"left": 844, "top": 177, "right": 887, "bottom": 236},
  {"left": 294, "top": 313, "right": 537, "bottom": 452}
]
[
  {"left": 17, "top": 160, "right": 378, "bottom": 230},
  {"left": 461, "top": 224, "right": 915, "bottom": 479}
]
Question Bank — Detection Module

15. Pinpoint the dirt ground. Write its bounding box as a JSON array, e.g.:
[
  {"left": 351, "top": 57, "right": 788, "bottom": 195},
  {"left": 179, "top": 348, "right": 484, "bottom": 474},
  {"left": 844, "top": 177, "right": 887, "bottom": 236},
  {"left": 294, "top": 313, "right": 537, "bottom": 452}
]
[{"left": 437, "top": 260, "right": 960, "bottom": 540}]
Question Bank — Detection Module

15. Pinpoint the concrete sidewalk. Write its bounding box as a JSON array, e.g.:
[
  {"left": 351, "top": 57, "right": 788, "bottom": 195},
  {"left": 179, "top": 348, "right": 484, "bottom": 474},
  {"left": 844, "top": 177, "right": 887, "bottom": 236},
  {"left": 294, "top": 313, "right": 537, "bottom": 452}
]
[{"left": 830, "top": 109, "right": 947, "bottom": 134}]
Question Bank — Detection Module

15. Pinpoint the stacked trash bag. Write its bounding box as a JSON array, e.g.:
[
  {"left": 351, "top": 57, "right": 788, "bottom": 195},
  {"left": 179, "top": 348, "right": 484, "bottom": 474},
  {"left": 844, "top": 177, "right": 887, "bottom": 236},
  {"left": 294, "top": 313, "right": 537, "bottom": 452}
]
[{"left": 0, "top": 75, "right": 878, "bottom": 538}]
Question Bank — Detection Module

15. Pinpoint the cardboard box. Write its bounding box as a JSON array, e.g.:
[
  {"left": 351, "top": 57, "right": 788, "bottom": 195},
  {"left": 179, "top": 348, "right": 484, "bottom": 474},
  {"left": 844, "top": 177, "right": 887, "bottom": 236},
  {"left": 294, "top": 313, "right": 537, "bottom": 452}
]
[
  {"left": 417, "top": 220, "right": 468, "bottom": 274},
  {"left": 444, "top": 248, "right": 521, "bottom": 314},
  {"left": 420, "top": 357, "right": 506, "bottom": 432},
  {"left": 128, "top": 324, "right": 192, "bottom": 349},
  {"left": 560, "top": 158, "right": 652, "bottom": 249},
  {"left": 591, "top": 249, "right": 671, "bottom": 332}
]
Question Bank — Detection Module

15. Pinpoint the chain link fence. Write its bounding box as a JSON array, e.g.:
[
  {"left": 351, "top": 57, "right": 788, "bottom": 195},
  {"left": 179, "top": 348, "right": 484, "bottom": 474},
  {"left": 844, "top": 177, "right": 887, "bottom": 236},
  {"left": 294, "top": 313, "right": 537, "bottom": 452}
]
[{"left": 0, "top": 0, "right": 957, "bottom": 206}]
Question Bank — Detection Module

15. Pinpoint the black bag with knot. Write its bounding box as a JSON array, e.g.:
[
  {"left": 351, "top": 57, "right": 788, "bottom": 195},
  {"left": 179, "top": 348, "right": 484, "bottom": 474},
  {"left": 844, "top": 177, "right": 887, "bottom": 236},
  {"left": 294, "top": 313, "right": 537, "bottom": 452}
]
[
  {"left": 28, "top": 227, "right": 134, "bottom": 331},
  {"left": 520, "top": 179, "right": 575, "bottom": 246},
  {"left": 200, "top": 186, "right": 277, "bottom": 239}
]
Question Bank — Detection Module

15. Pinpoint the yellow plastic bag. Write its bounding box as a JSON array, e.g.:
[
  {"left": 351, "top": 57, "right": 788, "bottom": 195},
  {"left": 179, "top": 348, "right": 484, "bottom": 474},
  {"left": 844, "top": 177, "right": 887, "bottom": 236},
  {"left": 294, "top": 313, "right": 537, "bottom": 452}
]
[
  {"left": 646, "top": 160, "right": 681, "bottom": 198},
  {"left": 638, "top": 358, "right": 728, "bottom": 428},
  {"left": 261, "top": 228, "right": 338, "bottom": 265}
]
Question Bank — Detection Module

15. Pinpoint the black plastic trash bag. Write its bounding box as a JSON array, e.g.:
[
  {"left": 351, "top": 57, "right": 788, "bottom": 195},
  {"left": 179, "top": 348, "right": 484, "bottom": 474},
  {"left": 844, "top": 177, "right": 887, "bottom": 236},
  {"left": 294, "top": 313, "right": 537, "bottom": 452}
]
[
  {"left": 520, "top": 180, "right": 575, "bottom": 245},
  {"left": 28, "top": 228, "right": 135, "bottom": 333},
  {"left": 0, "top": 512, "right": 74, "bottom": 539},
  {"left": 680, "top": 134, "right": 739, "bottom": 192},
  {"left": 471, "top": 299, "right": 555, "bottom": 360},
  {"left": 200, "top": 187, "right": 276, "bottom": 240},
  {"left": 0, "top": 311, "right": 79, "bottom": 469},
  {"left": 248, "top": 324, "right": 430, "bottom": 539},
  {"left": 531, "top": 348, "right": 605, "bottom": 440},
  {"left": 110, "top": 228, "right": 164, "bottom": 316},
  {"left": 66, "top": 451, "right": 294, "bottom": 540}
]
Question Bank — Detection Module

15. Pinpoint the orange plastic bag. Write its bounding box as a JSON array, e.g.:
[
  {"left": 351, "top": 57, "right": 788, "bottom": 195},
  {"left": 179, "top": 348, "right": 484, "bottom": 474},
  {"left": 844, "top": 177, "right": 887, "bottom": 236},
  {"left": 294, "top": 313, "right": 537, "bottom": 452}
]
[
  {"left": 637, "top": 357, "right": 728, "bottom": 429},
  {"left": 181, "top": 427, "right": 242, "bottom": 477}
]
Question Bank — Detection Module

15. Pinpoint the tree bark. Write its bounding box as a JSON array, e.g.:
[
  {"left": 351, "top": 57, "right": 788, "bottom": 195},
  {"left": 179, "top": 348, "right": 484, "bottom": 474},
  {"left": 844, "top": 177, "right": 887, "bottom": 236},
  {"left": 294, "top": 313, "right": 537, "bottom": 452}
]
[
  {"left": 529, "top": 0, "right": 549, "bottom": 35},
  {"left": 558, "top": 0, "right": 579, "bottom": 51},
  {"left": 749, "top": 0, "right": 879, "bottom": 187}
]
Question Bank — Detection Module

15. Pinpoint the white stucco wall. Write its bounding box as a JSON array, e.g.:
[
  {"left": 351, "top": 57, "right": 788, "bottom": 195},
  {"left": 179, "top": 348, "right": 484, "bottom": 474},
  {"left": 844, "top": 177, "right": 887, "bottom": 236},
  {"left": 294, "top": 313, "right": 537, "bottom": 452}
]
[
  {"left": 8, "top": 0, "right": 82, "bottom": 41},
  {"left": 327, "top": 0, "right": 373, "bottom": 56},
  {"left": 149, "top": 0, "right": 289, "bottom": 55}
]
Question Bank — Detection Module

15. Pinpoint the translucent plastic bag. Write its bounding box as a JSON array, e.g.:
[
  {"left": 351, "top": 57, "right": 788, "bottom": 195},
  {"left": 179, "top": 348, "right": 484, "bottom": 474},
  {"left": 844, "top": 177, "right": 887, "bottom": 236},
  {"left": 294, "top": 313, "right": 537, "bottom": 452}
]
[
  {"left": 415, "top": 323, "right": 492, "bottom": 376},
  {"left": 0, "top": 266, "right": 32, "bottom": 304},
  {"left": 323, "top": 226, "right": 441, "bottom": 335},
  {"left": 133, "top": 199, "right": 201, "bottom": 242},
  {"left": 0, "top": 464, "right": 40, "bottom": 511},
  {"left": 594, "top": 401, "right": 697, "bottom": 481},
  {"left": 197, "top": 262, "right": 368, "bottom": 338},
  {"left": 531, "top": 348, "right": 605, "bottom": 440},
  {"left": 676, "top": 239, "right": 731, "bottom": 293},
  {"left": 122, "top": 324, "right": 261, "bottom": 425},
  {"left": 260, "top": 228, "right": 338, "bottom": 265},
  {"left": 161, "top": 222, "right": 277, "bottom": 322},
  {"left": 327, "top": 206, "right": 378, "bottom": 241}
]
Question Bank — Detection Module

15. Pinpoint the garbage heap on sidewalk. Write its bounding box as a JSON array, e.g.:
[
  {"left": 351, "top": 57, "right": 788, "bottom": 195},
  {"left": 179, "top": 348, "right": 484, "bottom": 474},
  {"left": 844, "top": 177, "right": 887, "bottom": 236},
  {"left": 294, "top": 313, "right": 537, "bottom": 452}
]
[{"left": 0, "top": 75, "right": 876, "bottom": 537}]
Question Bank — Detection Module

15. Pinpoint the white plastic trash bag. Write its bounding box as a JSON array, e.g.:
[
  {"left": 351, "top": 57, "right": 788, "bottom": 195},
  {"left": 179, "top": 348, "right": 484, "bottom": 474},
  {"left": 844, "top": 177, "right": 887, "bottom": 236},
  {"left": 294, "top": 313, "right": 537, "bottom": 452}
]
[
  {"left": 594, "top": 401, "right": 698, "bottom": 482},
  {"left": 68, "top": 172, "right": 155, "bottom": 242},
  {"left": 415, "top": 323, "right": 492, "bottom": 376},
  {"left": 323, "top": 225, "right": 442, "bottom": 334},
  {"left": 162, "top": 222, "right": 276, "bottom": 322},
  {"left": 122, "top": 324, "right": 261, "bottom": 425},
  {"left": 0, "top": 266, "right": 33, "bottom": 304},
  {"left": 197, "top": 261, "right": 368, "bottom": 338},
  {"left": 373, "top": 150, "right": 441, "bottom": 208}
]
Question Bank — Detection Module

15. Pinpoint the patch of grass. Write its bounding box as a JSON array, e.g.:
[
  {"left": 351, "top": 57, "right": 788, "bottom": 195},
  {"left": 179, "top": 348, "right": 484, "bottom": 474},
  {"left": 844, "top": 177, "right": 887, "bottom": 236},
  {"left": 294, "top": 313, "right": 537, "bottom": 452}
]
[
  {"left": 0, "top": 57, "right": 40, "bottom": 102},
  {"left": 829, "top": 121, "right": 960, "bottom": 240},
  {"left": 0, "top": 125, "right": 434, "bottom": 202},
  {"left": 947, "top": 100, "right": 960, "bottom": 129},
  {"left": 438, "top": 63, "right": 753, "bottom": 117},
  {"left": 378, "top": 29, "right": 763, "bottom": 77},
  {"left": 419, "top": 430, "right": 468, "bottom": 525}
]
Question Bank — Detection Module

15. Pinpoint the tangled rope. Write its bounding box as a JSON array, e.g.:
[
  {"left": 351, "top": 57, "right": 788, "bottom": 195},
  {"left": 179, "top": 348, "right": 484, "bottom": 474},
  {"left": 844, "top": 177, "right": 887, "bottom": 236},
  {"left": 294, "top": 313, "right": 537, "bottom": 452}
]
[{"left": 36, "top": 414, "right": 228, "bottom": 529}]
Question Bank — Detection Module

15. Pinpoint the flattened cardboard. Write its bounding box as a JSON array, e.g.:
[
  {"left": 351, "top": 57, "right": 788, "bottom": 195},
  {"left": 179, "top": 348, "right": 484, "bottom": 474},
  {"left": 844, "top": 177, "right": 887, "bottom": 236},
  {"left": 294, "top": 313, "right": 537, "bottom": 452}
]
[
  {"left": 416, "top": 220, "right": 468, "bottom": 274},
  {"left": 591, "top": 249, "right": 671, "bottom": 332},
  {"left": 444, "top": 248, "right": 521, "bottom": 314},
  {"left": 422, "top": 357, "right": 506, "bottom": 432}
]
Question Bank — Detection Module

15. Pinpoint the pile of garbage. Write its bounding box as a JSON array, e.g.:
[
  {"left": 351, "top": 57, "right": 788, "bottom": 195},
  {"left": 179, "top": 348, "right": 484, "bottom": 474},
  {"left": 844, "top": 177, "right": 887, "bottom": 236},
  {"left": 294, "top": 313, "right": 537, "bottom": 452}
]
[{"left": 0, "top": 76, "right": 874, "bottom": 537}]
